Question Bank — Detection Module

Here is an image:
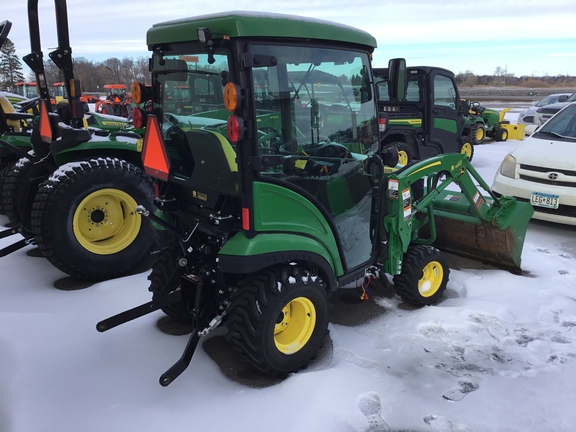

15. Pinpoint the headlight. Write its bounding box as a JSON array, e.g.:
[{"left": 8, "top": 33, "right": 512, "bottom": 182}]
[{"left": 499, "top": 154, "right": 517, "bottom": 178}]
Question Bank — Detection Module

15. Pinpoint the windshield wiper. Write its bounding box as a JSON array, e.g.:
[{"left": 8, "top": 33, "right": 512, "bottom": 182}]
[{"left": 537, "top": 130, "right": 576, "bottom": 141}]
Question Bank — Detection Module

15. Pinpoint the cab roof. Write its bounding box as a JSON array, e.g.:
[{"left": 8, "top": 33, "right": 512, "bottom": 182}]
[{"left": 147, "top": 11, "right": 377, "bottom": 51}]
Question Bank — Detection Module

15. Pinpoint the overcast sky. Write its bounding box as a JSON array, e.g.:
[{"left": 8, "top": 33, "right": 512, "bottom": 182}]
[{"left": 4, "top": 0, "right": 576, "bottom": 78}]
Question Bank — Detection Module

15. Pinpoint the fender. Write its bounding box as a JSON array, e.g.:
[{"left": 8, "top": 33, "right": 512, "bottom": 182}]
[{"left": 218, "top": 232, "right": 339, "bottom": 291}]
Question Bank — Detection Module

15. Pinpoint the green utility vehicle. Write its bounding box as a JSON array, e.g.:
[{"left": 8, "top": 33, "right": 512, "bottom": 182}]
[
  {"left": 0, "top": 3, "right": 154, "bottom": 280},
  {"left": 374, "top": 66, "right": 474, "bottom": 163},
  {"left": 98, "top": 12, "right": 533, "bottom": 386}
]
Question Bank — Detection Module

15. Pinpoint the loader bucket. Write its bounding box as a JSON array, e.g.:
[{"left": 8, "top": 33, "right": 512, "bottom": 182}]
[{"left": 424, "top": 190, "right": 533, "bottom": 274}]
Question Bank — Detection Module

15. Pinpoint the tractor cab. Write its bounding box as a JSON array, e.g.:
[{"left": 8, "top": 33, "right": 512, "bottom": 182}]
[
  {"left": 14, "top": 82, "right": 39, "bottom": 99},
  {"left": 136, "top": 20, "right": 385, "bottom": 273}
]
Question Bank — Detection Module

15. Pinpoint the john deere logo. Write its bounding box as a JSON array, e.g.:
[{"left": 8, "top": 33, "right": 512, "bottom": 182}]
[{"left": 548, "top": 172, "right": 559, "bottom": 180}]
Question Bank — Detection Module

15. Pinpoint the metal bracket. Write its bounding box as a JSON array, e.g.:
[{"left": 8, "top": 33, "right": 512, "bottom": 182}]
[
  {"left": 0, "top": 228, "right": 35, "bottom": 258},
  {"left": 96, "top": 290, "right": 181, "bottom": 332}
]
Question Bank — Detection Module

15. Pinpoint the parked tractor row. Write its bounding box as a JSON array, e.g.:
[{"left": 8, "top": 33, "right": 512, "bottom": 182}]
[{"left": 1, "top": 2, "right": 534, "bottom": 386}]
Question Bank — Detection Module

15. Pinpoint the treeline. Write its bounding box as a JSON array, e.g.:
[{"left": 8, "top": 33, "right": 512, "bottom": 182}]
[
  {"left": 40, "top": 56, "right": 151, "bottom": 94},
  {"left": 456, "top": 68, "right": 576, "bottom": 88}
]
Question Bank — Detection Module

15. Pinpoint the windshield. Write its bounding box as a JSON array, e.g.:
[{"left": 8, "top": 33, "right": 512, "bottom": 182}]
[
  {"left": 537, "top": 104, "right": 576, "bottom": 141},
  {"left": 535, "top": 96, "right": 555, "bottom": 107},
  {"left": 250, "top": 44, "right": 377, "bottom": 156}
]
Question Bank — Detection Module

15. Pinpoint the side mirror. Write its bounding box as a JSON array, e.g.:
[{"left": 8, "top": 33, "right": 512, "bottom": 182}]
[
  {"left": 382, "top": 146, "right": 399, "bottom": 168},
  {"left": 359, "top": 65, "right": 372, "bottom": 103},
  {"left": 558, "top": 95, "right": 568, "bottom": 102},
  {"left": 387, "top": 58, "right": 407, "bottom": 101},
  {"left": 524, "top": 124, "right": 538, "bottom": 136}
]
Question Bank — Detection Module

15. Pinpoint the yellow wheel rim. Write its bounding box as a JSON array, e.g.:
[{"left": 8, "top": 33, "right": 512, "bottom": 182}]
[
  {"left": 73, "top": 188, "right": 141, "bottom": 255},
  {"left": 460, "top": 142, "right": 473, "bottom": 159},
  {"left": 502, "top": 130, "right": 508, "bottom": 140},
  {"left": 418, "top": 261, "right": 444, "bottom": 298},
  {"left": 274, "top": 297, "right": 316, "bottom": 355},
  {"left": 475, "top": 126, "right": 484, "bottom": 142},
  {"left": 398, "top": 150, "right": 409, "bottom": 166}
]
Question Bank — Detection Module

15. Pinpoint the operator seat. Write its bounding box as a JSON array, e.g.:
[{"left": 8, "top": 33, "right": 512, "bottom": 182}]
[
  {"left": 184, "top": 129, "right": 239, "bottom": 195},
  {"left": 0, "top": 94, "right": 33, "bottom": 133}
]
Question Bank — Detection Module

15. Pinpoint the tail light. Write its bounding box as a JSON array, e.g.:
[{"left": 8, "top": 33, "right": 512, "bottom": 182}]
[
  {"left": 378, "top": 112, "right": 387, "bottom": 133},
  {"left": 131, "top": 107, "right": 147, "bottom": 129},
  {"left": 241, "top": 207, "right": 250, "bottom": 231},
  {"left": 227, "top": 115, "right": 245, "bottom": 143}
]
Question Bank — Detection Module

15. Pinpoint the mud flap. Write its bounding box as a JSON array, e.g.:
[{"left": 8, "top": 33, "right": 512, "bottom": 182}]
[{"left": 422, "top": 190, "right": 533, "bottom": 274}]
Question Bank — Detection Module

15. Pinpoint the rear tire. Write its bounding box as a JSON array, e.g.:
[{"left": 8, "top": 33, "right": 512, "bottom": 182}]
[
  {"left": 393, "top": 245, "right": 449, "bottom": 306},
  {"left": 458, "top": 139, "right": 475, "bottom": 162},
  {"left": 147, "top": 244, "right": 194, "bottom": 322},
  {"left": 225, "top": 265, "right": 330, "bottom": 377},
  {"left": 30, "top": 157, "right": 155, "bottom": 280},
  {"left": 0, "top": 160, "right": 18, "bottom": 215},
  {"left": 384, "top": 141, "right": 413, "bottom": 165},
  {"left": 3, "top": 157, "right": 51, "bottom": 232},
  {"left": 470, "top": 123, "right": 485, "bottom": 144}
]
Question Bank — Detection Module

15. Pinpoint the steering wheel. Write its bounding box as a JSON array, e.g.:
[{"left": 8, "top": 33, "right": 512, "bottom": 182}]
[
  {"left": 0, "top": 20, "right": 12, "bottom": 49},
  {"left": 279, "top": 135, "right": 332, "bottom": 155}
]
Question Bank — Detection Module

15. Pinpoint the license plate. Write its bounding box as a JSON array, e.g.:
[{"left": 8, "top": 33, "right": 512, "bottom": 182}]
[{"left": 530, "top": 192, "right": 559, "bottom": 209}]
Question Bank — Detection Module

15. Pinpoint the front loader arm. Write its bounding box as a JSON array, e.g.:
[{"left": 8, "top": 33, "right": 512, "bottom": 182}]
[{"left": 382, "top": 153, "right": 533, "bottom": 274}]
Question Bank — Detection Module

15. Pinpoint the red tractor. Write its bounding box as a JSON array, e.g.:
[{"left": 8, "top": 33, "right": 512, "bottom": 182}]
[{"left": 94, "top": 84, "right": 132, "bottom": 117}]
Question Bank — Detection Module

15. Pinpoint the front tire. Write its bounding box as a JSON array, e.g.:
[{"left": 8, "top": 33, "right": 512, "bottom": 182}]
[
  {"left": 494, "top": 127, "right": 508, "bottom": 142},
  {"left": 393, "top": 245, "right": 449, "bottom": 306},
  {"left": 30, "top": 157, "right": 155, "bottom": 280},
  {"left": 225, "top": 265, "right": 330, "bottom": 377}
]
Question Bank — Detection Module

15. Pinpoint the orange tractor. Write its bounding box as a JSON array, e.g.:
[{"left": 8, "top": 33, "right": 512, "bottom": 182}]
[{"left": 94, "top": 84, "right": 132, "bottom": 117}]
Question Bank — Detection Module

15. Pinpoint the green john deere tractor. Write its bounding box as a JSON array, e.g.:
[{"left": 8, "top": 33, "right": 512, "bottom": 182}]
[
  {"left": 0, "top": 4, "right": 154, "bottom": 281},
  {"left": 97, "top": 12, "right": 533, "bottom": 386},
  {"left": 464, "top": 100, "right": 510, "bottom": 144}
]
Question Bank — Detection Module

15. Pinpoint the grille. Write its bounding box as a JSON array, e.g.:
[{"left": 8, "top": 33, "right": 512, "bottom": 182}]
[
  {"left": 519, "top": 175, "right": 576, "bottom": 188},
  {"left": 520, "top": 164, "right": 576, "bottom": 176}
]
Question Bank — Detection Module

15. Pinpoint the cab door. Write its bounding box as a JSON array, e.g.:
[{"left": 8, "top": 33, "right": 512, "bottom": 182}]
[{"left": 424, "top": 71, "right": 463, "bottom": 158}]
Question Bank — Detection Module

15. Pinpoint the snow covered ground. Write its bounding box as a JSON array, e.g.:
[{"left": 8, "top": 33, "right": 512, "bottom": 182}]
[{"left": 1, "top": 107, "right": 576, "bottom": 432}]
